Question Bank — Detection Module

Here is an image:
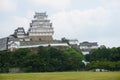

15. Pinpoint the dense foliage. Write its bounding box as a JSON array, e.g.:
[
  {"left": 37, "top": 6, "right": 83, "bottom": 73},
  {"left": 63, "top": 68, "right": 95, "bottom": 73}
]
[
  {"left": 85, "top": 46, "right": 120, "bottom": 71},
  {"left": 0, "top": 46, "right": 120, "bottom": 73},
  {"left": 0, "top": 47, "right": 84, "bottom": 73}
]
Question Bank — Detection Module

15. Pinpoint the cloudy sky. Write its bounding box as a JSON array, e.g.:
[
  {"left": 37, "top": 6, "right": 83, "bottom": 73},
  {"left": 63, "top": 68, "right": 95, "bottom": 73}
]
[{"left": 0, "top": 0, "right": 120, "bottom": 47}]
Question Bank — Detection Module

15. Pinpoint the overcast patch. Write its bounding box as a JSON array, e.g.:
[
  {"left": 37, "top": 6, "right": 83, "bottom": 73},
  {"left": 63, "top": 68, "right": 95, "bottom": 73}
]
[
  {"left": 0, "top": 0, "right": 17, "bottom": 12},
  {"left": 50, "top": 7, "right": 110, "bottom": 40},
  {"left": 29, "top": 0, "right": 70, "bottom": 10}
]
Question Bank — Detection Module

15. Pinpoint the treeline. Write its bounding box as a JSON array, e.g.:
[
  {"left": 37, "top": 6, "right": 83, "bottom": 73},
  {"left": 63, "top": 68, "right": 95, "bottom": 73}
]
[
  {"left": 0, "top": 47, "right": 84, "bottom": 73},
  {"left": 1, "top": 46, "right": 120, "bottom": 73},
  {"left": 85, "top": 46, "right": 120, "bottom": 71}
]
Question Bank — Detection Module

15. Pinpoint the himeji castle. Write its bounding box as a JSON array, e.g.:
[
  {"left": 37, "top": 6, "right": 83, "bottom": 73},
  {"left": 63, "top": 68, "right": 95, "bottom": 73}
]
[
  {"left": 0, "top": 12, "right": 97, "bottom": 53},
  {"left": 0, "top": 12, "right": 77, "bottom": 51}
]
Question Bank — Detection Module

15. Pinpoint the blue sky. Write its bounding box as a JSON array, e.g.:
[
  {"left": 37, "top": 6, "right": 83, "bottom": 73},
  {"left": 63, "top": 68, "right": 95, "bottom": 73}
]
[{"left": 0, "top": 0, "right": 120, "bottom": 47}]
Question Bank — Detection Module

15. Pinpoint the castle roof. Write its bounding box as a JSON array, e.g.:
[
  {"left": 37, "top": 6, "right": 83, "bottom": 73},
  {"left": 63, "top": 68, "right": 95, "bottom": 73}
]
[
  {"left": 80, "top": 41, "right": 98, "bottom": 47},
  {"left": 0, "top": 38, "right": 8, "bottom": 51}
]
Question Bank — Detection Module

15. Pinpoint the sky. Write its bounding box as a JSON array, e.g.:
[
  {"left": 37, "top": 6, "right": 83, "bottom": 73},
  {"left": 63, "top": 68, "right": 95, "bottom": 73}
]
[{"left": 0, "top": 0, "right": 120, "bottom": 47}]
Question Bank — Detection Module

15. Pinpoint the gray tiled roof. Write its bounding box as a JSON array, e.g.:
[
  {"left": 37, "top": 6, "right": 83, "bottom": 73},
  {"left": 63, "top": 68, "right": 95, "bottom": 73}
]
[
  {"left": 80, "top": 41, "right": 98, "bottom": 47},
  {"left": 0, "top": 38, "right": 8, "bottom": 51}
]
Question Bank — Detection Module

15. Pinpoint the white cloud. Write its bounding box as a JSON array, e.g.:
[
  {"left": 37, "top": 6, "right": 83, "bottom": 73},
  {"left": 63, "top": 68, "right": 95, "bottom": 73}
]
[
  {"left": 0, "top": 0, "right": 17, "bottom": 12},
  {"left": 29, "top": 0, "right": 70, "bottom": 9},
  {"left": 100, "top": 0, "right": 120, "bottom": 10},
  {"left": 51, "top": 7, "right": 110, "bottom": 39}
]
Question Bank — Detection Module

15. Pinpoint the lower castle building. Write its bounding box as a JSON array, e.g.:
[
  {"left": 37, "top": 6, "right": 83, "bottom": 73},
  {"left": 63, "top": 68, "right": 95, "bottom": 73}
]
[{"left": 80, "top": 41, "right": 98, "bottom": 55}]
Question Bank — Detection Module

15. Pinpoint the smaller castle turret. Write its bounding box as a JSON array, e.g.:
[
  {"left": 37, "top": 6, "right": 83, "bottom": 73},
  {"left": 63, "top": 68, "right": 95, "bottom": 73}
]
[{"left": 14, "top": 27, "right": 26, "bottom": 38}]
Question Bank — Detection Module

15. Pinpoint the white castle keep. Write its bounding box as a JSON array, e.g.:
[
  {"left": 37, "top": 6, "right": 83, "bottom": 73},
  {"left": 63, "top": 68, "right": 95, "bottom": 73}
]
[{"left": 28, "top": 12, "right": 54, "bottom": 41}]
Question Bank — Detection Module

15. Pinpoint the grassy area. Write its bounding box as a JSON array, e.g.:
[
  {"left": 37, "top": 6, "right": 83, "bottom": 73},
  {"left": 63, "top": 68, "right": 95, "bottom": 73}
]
[{"left": 0, "top": 72, "right": 120, "bottom": 80}]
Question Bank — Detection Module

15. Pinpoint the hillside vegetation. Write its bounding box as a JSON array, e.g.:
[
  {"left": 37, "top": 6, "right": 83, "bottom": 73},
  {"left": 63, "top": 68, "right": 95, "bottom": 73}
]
[
  {"left": 0, "top": 46, "right": 120, "bottom": 73},
  {"left": 0, "top": 47, "right": 84, "bottom": 73}
]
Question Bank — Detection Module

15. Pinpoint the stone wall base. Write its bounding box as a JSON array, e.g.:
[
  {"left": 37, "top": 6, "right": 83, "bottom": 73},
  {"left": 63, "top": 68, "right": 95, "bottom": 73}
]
[{"left": 29, "top": 36, "right": 53, "bottom": 41}]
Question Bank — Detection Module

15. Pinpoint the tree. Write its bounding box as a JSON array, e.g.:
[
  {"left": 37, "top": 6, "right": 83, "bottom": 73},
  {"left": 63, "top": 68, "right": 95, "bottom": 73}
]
[
  {"left": 64, "top": 48, "right": 85, "bottom": 71},
  {"left": 61, "top": 37, "right": 69, "bottom": 45},
  {"left": 85, "top": 47, "right": 120, "bottom": 71},
  {"left": 10, "top": 48, "right": 31, "bottom": 68},
  {"left": 0, "top": 51, "right": 11, "bottom": 73}
]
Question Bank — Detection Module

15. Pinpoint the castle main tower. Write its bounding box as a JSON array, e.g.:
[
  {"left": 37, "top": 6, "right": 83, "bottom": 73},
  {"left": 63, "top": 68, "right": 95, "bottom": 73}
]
[{"left": 28, "top": 12, "right": 54, "bottom": 41}]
